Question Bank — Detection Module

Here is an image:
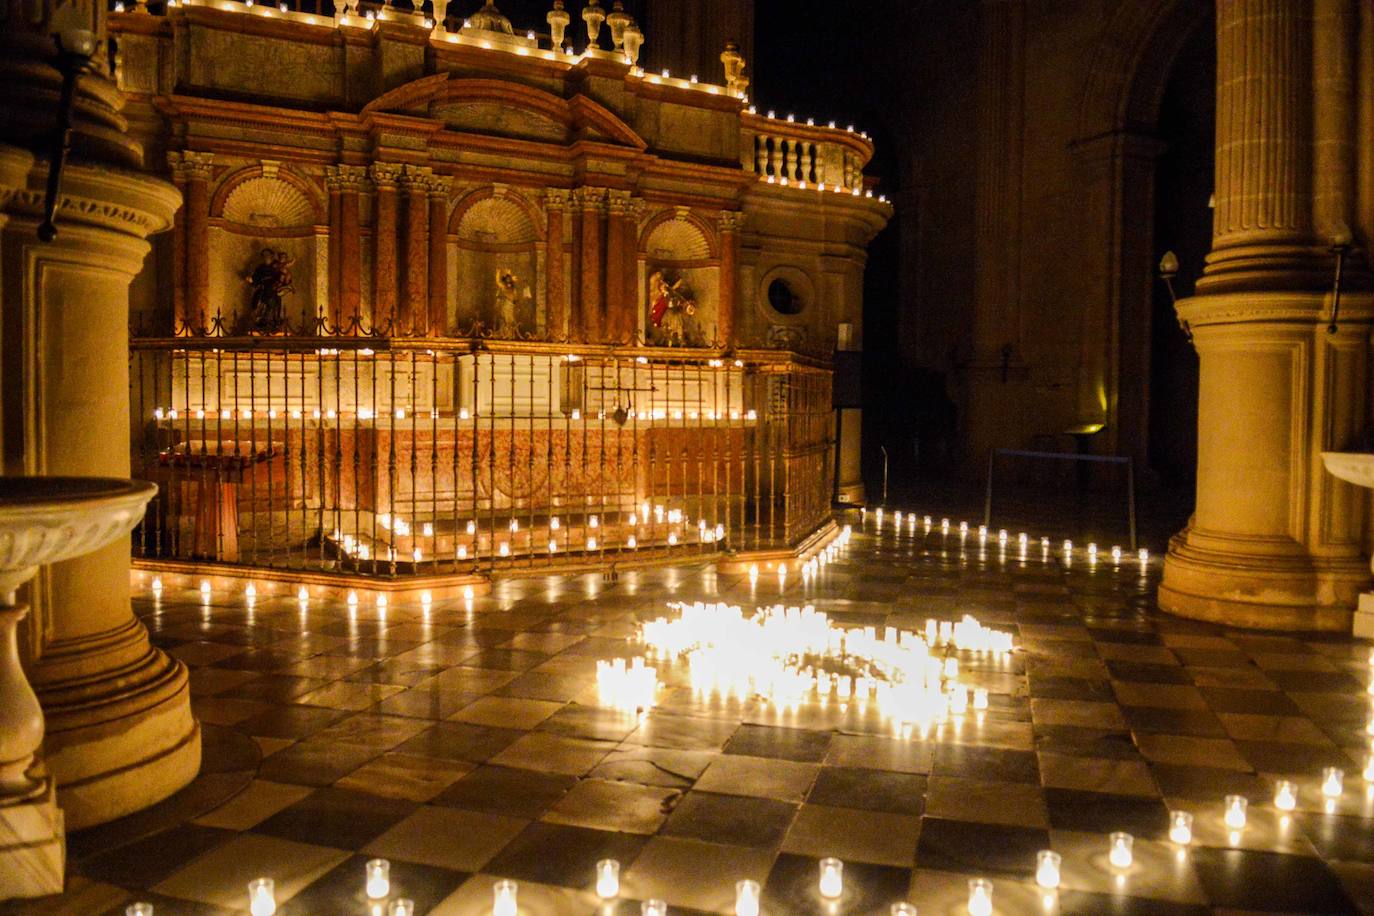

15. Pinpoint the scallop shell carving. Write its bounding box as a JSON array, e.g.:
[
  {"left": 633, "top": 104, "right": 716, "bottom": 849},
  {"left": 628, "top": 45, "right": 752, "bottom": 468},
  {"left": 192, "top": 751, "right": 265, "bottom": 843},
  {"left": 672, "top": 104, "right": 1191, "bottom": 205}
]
[
  {"left": 646, "top": 217, "right": 711, "bottom": 260},
  {"left": 221, "top": 177, "right": 317, "bottom": 228},
  {"left": 456, "top": 196, "right": 537, "bottom": 244}
]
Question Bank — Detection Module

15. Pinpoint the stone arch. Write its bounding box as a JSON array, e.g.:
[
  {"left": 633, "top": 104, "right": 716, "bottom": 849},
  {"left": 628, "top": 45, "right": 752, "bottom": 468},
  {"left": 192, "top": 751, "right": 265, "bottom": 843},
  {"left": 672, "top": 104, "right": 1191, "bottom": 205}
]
[
  {"left": 447, "top": 188, "right": 544, "bottom": 336},
  {"left": 211, "top": 163, "right": 324, "bottom": 230},
  {"left": 638, "top": 210, "right": 720, "bottom": 347},
  {"left": 639, "top": 210, "right": 717, "bottom": 262},
  {"left": 449, "top": 189, "right": 543, "bottom": 246}
]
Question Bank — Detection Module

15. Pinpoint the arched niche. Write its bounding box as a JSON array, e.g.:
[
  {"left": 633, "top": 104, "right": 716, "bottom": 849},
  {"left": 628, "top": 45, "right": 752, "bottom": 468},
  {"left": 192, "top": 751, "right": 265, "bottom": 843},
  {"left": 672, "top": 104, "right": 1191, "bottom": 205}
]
[
  {"left": 638, "top": 211, "right": 719, "bottom": 347},
  {"left": 449, "top": 190, "right": 544, "bottom": 337},
  {"left": 209, "top": 164, "right": 326, "bottom": 332}
]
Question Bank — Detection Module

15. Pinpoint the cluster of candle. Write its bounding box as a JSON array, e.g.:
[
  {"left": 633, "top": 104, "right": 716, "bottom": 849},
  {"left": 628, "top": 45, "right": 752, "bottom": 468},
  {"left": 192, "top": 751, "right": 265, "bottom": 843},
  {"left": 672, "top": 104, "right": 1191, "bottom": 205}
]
[
  {"left": 152, "top": 402, "right": 761, "bottom": 427},
  {"left": 595, "top": 656, "right": 659, "bottom": 713},
  {"left": 799, "top": 525, "right": 854, "bottom": 580}
]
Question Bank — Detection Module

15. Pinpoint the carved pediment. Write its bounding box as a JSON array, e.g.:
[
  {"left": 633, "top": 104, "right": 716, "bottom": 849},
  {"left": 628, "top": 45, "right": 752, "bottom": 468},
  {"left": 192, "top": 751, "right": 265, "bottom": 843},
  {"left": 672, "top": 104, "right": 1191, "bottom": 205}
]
[{"left": 429, "top": 100, "right": 567, "bottom": 143}]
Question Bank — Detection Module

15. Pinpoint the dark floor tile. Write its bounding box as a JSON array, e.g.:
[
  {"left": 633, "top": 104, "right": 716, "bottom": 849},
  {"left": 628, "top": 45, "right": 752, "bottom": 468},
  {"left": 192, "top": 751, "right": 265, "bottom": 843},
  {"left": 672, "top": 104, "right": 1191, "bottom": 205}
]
[
  {"left": 255, "top": 739, "right": 382, "bottom": 787},
  {"left": 1034, "top": 725, "right": 1141, "bottom": 760},
  {"left": 1198, "top": 687, "right": 1302, "bottom": 716},
  {"left": 393, "top": 722, "right": 526, "bottom": 763},
  {"left": 212, "top": 648, "right": 313, "bottom": 672},
  {"left": 1189, "top": 846, "right": 1359, "bottom": 913},
  {"left": 1028, "top": 675, "right": 1117, "bottom": 702},
  {"left": 219, "top": 674, "right": 331, "bottom": 703},
  {"left": 1087, "top": 628, "right": 1163, "bottom": 646},
  {"left": 1265, "top": 671, "right": 1364, "bottom": 693},
  {"left": 724, "top": 724, "right": 833, "bottom": 763},
  {"left": 95, "top": 894, "right": 237, "bottom": 915},
  {"left": 932, "top": 743, "right": 1039, "bottom": 783},
  {"left": 806, "top": 766, "right": 927, "bottom": 816},
  {"left": 76, "top": 823, "right": 234, "bottom": 889},
  {"left": 537, "top": 703, "right": 642, "bottom": 742},
  {"left": 278, "top": 854, "right": 467, "bottom": 915},
  {"left": 253, "top": 787, "right": 417, "bottom": 850},
  {"left": 1234, "top": 741, "right": 1355, "bottom": 776},
  {"left": 1123, "top": 706, "right": 1228, "bottom": 738},
  {"left": 483, "top": 822, "right": 648, "bottom": 888},
  {"left": 1043, "top": 788, "right": 1170, "bottom": 839},
  {"left": 1147, "top": 764, "right": 1270, "bottom": 804},
  {"left": 431, "top": 765, "right": 578, "bottom": 819},
  {"left": 761, "top": 852, "right": 912, "bottom": 914},
  {"left": 660, "top": 791, "right": 797, "bottom": 849},
  {"left": 235, "top": 703, "right": 352, "bottom": 740},
  {"left": 373, "top": 686, "right": 483, "bottom": 720},
  {"left": 913, "top": 818, "right": 1048, "bottom": 878},
  {"left": 1056, "top": 891, "right": 1212, "bottom": 915},
  {"left": 1296, "top": 813, "right": 1374, "bottom": 863},
  {"left": 1105, "top": 662, "right": 1192, "bottom": 684}
]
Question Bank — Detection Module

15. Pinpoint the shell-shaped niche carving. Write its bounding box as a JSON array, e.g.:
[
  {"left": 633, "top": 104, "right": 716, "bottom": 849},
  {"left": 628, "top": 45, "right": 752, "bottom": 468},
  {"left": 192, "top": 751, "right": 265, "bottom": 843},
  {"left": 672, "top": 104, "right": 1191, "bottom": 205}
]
[
  {"left": 456, "top": 196, "right": 537, "bottom": 245},
  {"left": 222, "top": 177, "right": 316, "bottom": 229},
  {"left": 645, "top": 217, "right": 711, "bottom": 261}
]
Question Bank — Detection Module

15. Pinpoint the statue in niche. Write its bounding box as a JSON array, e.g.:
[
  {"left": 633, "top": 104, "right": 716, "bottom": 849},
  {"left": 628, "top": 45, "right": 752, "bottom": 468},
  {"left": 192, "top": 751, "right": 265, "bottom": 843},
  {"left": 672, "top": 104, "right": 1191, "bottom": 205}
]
[
  {"left": 241, "top": 247, "right": 294, "bottom": 334},
  {"left": 648, "top": 270, "right": 697, "bottom": 347},
  {"left": 494, "top": 268, "right": 532, "bottom": 337}
]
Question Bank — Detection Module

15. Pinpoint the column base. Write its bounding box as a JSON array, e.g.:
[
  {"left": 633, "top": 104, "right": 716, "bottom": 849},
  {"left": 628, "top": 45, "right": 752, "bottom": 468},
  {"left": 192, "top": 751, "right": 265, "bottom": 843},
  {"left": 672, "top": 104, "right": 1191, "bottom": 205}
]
[
  {"left": 1160, "top": 529, "right": 1367, "bottom": 632},
  {"left": 0, "top": 775, "right": 65, "bottom": 899},
  {"left": 1355, "top": 594, "right": 1374, "bottom": 640}
]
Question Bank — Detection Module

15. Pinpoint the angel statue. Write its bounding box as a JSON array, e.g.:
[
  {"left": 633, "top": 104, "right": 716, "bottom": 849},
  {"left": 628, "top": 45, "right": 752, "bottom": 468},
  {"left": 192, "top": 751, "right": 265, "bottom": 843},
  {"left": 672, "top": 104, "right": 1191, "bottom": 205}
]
[
  {"left": 648, "top": 270, "right": 696, "bottom": 347},
  {"left": 242, "top": 247, "right": 294, "bottom": 334},
  {"left": 494, "top": 268, "right": 531, "bottom": 337}
]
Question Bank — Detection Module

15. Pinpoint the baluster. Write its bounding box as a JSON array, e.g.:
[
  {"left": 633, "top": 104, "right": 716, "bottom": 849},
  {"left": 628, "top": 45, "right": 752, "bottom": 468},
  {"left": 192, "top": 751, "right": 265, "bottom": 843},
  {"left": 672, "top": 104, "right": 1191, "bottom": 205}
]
[
  {"left": 783, "top": 139, "right": 796, "bottom": 180},
  {"left": 767, "top": 137, "right": 780, "bottom": 177},
  {"left": 755, "top": 136, "right": 767, "bottom": 175}
]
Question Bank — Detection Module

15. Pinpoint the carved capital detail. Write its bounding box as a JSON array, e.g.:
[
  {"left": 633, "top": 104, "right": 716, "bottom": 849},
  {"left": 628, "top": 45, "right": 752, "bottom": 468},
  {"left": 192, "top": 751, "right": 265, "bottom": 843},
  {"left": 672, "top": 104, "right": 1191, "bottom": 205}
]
[
  {"left": 167, "top": 150, "right": 214, "bottom": 182},
  {"left": 543, "top": 187, "right": 571, "bottom": 211},
  {"left": 572, "top": 186, "right": 607, "bottom": 212},
  {"left": 718, "top": 209, "right": 746, "bottom": 232},
  {"left": 426, "top": 173, "right": 454, "bottom": 197},
  {"left": 605, "top": 189, "right": 633, "bottom": 216},
  {"left": 401, "top": 164, "right": 434, "bottom": 191},
  {"left": 369, "top": 162, "right": 404, "bottom": 190},
  {"left": 324, "top": 164, "right": 369, "bottom": 192}
]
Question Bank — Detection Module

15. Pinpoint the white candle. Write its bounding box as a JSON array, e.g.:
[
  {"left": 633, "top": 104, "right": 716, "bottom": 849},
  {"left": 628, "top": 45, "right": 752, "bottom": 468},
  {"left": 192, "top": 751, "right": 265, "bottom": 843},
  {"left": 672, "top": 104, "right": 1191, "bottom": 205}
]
[
  {"left": 1322, "top": 767, "right": 1345, "bottom": 798},
  {"left": 1169, "top": 810, "right": 1193, "bottom": 845},
  {"left": 818, "top": 857, "right": 843, "bottom": 898},
  {"left": 1274, "top": 779, "right": 1298, "bottom": 811},
  {"left": 596, "top": 858, "right": 620, "bottom": 899},
  {"left": 643, "top": 900, "right": 668, "bottom": 916},
  {"left": 1035, "top": 850, "right": 1061, "bottom": 889},
  {"left": 248, "top": 878, "right": 275, "bottom": 916},
  {"left": 587, "top": 536, "right": 598, "bottom": 551},
  {"left": 1109, "top": 832, "right": 1133, "bottom": 869},
  {"left": 498, "top": 542, "right": 510, "bottom": 557},
  {"left": 1224, "top": 795, "right": 1248, "bottom": 829},
  {"left": 891, "top": 905, "right": 918, "bottom": 916},
  {"left": 126, "top": 905, "right": 154, "bottom": 916},
  {"left": 973, "top": 687, "right": 990, "bottom": 710},
  {"left": 466, "top": 520, "right": 477, "bottom": 535},
  {"left": 492, "top": 879, "right": 517, "bottom": 916},
  {"left": 365, "top": 859, "right": 390, "bottom": 899},
  {"left": 734, "top": 880, "right": 760, "bottom": 916},
  {"left": 967, "top": 878, "right": 993, "bottom": 916},
  {"left": 1364, "top": 753, "right": 1374, "bottom": 783},
  {"left": 388, "top": 901, "right": 414, "bottom": 916}
]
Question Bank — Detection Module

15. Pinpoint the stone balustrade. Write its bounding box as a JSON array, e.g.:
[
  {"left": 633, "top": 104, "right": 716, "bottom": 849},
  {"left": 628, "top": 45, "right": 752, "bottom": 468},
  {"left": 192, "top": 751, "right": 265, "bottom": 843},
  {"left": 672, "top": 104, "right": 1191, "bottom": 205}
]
[{"left": 740, "top": 110, "right": 875, "bottom": 192}]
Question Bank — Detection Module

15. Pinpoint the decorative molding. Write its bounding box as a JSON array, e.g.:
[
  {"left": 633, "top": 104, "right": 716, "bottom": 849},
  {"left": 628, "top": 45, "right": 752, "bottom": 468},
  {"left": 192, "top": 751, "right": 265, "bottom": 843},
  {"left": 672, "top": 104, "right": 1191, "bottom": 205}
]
[
  {"left": 369, "top": 162, "right": 404, "bottom": 190},
  {"left": 221, "top": 175, "right": 316, "bottom": 228},
  {"left": 718, "top": 209, "right": 746, "bottom": 232},
  {"left": 167, "top": 150, "right": 214, "bottom": 182},
  {"left": 324, "top": 164, "right": 369, "bottom": 192}
]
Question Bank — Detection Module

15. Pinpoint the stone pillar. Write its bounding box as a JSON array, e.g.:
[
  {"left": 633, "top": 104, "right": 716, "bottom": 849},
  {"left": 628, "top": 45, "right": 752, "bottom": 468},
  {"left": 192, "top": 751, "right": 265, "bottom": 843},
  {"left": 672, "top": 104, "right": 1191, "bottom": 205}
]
[
  {"left": 168, "top": 151, "right": 213, "bottom": 332},
  {"left": 1160, "top": 0, "right": 1373, "bottom": 631},
  {"left": 576, "top": 187, "right": 606, "bottom": 341},
  {"left": 717, "top": 210, "right": 744, "bottom": 347},
  {"left": 427, "top": 174, "right": 451, "bottom": 336},
  {"left": 371, "top": 162, "right": 402, "bottom": 332},
  {"left": 544, "top": 189, "right": 568, "bottom": 340},
  {"left": 325, "top": 169, "right": 344, "bottom": 329},
  {"left": 605, "top": 191, "right": 632, "bottom": 343},
  {"left": 333, "top": 165, "right": 366, "bottom": 331},
  {"left": 0, "top": 0, "right": 198, "bottom": 858},
  {"left": 401, "top": 165, "right": 430, "bottom": 335}
]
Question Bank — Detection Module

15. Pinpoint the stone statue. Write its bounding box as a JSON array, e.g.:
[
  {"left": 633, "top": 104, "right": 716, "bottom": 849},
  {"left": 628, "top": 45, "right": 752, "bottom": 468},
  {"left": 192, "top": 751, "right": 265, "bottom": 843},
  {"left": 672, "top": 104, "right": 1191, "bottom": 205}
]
[
  {"left": 582, "top": 0, "right": 605, "bottom": 47},
  {"left": 242, "top": 247, "right": 294, "bottom": 334},
  {"left": 495, "top": 268, "right": 531, "bottom": 337},
  {"left": 546, "top": 0, "right": 569, "bottom": 49},
  {"left": 721, "top": 41, "right": 749, "bottom": 96},
  {"left": 648, "top": 270, "right": 696, "bottom": 347}
]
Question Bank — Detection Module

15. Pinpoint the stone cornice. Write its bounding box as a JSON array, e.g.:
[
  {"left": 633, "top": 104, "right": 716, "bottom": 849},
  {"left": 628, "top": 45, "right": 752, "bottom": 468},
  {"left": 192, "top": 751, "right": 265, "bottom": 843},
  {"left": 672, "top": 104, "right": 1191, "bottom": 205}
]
[{"left": 167, "top": 150, "right": 215, "bottom": 181}]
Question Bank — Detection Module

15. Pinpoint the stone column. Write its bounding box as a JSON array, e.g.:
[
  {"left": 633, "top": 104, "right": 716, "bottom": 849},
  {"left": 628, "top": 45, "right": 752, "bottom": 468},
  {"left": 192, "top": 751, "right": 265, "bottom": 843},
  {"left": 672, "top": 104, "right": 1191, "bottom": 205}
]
[
  {"left": 427, "top": 174, "right": 451, "bottom": 336},
  {"left": 605, "top": 191, "right": 632, "bottom": 343},
  {"left": 544, "top": 189, "right": 568, "bottom": 340},
  {"left": 371, "top": 162, "right": 402, "bottom": 332},
  {"left": 576, "top": 187, "right": 606, "bottom": 341},
  {"left": 325, "top": 169, "right": 343, "bottom": 330},
  {"left": 0, "top": 0, "right": 198, "bottom": 856},
  {"left": 168, "top": 151, "right": 213, "bottom": 332},
  {"left": 1160, "top": 0, "right": 1373, "bottom": 631},
  {"left": 717, "top": 210, "right": 744, "bottom": 347},
  {"left": 401, "top": 165, "right": 430, "bottom": 335},
  {"left": 333, "top": 165, "right": 366, "bottom": 331}
]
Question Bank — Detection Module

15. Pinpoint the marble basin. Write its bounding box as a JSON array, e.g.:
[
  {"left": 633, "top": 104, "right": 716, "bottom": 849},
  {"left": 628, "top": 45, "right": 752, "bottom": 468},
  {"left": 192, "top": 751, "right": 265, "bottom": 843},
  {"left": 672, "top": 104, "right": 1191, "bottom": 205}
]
[
  {"left": 0, "top": 477, "right": 156, "bottom": 598},
  {"left": 1321, "top": 452, "right": 1374, "bottom": 490}
]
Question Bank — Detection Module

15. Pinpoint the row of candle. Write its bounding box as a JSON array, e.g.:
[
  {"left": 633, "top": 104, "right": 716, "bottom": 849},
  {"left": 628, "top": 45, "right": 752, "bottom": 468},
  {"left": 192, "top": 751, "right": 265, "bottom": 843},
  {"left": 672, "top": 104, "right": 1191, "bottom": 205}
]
[{"left": 152, "top": 405, "right": 760, "bottom": 423}]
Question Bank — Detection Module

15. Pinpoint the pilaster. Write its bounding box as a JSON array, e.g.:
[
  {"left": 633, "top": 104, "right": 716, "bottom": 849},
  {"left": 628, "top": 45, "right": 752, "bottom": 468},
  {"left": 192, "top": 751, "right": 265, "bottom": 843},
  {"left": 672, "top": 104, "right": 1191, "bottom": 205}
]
[
  {"left": 574, "top": 187, "right": 607, "bottom": 342},
  {"left": 167, "top": 151, "right": 214, "bottom": 332},
  {"left": 717, "top": 210, "right": 745, "bottom": 347},
  {"left": 427, "top": 174, "right": 452, "bottom": 336},
  {"left": 370, "top": 162, "right": 403, "bottom": 332},
  {"left": 544, "top": 189, "right": 569, "bottom": 340}
]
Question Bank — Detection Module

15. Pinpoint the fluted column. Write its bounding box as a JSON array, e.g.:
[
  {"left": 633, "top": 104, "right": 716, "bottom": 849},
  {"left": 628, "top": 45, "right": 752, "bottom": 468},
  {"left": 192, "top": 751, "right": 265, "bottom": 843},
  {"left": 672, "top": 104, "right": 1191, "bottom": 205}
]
[
  {"left": 544, "top": 189, "right": 569, "bottom": 340},
  {"left": 333, "top": 165, "right": 366, "bottom": 331},
  {"left": 576, "top": 187, "right": 607, "bottom": 341},
  {"left": 717, "top": 210, "right": 744, "bottom": 347},
  {"left": 168, "top": 151, "right": 213, "bottom": 332},
  {"left": 401, "top": 166, "right": 431, "bottom": 335},
  {"left": 605, "top": 191, "right": 632, "bottom": 343},
  {"left": 1161, "top": 0, "right": 1374, "bottom": 632},
  {"left": 371, "top": 162, "right": 402, "bottom": 332},
  {"left": 427, "top": 175, "right": 451, "bottom": 336}
]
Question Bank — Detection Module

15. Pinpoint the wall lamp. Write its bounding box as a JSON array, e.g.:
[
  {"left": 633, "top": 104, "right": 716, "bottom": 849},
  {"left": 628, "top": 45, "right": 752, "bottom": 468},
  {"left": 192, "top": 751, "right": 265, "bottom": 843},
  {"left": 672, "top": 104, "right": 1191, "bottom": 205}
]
[
  {"left": 1157, "top": 250, "right": 1191, "bottom": 342},
  {"left": 1327, "top": 221, "right": 1354, "bottom": 335},
  {"left": 38, "top": 29, "right": 99, "bottom": 242}
]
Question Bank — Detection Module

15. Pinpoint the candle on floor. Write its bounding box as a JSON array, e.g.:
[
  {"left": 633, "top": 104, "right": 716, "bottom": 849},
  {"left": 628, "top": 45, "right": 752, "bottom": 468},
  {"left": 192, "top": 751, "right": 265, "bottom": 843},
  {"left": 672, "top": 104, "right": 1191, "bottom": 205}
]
[
  {"left": 588, "top": 536, "right": 598, "bottom": 551},
  {"left": 818, "top": 857, "right": 843, "bottom": 898},
  {"left": 1224, "top": 795, "right": 1248, "bottom": 829},
  {"left": 126, "top": 905, "right": 154, "bottom": 916},
  {"left": 1322, "top": 767, "right": 1345, "bottom": 799},
  {"left": 492, "top": 879, "right": 517, "bottom": 916},
  {"left": 1035, "top": 850, "right": 1061, "bottom": 889},
  {"left": 1274, "top": 779, "right": 1298, "bottom": 811},
  {"left": 891, "top": 905, "right": 918, "bottom": 916},
  {"left": 643, "top": 900, "right": 668, "bottom": 916},
  {"left": 973, "top": 687, "right": 990, "bottom": 710},
  {"left": 596, "top": 858, "right": 620, "bottom": 898},
  {"left": 734, "top": 879, "right": 761, "bottom": 916},
  {"left": 365, "top": 859, "right": 390, "bottom": 899},
  {"left": 248, "top": 878, "right": 275, "bottom": 916},
  {"left": 1364, "top": 753, "right": 1374, "bottom": 783},
  {"left": 200, "top": 580, "right": 211, "bottom": 599},
  {"left": 1169, "top": 810, "right": 1193, "bottom": 845},
  {"left": 967, "top": 878, "right": 993, "bottom": 916},
  {"left": 1108, "top": 832, "right": 1133, "bottom": 868},
  {"left": 498, "top": 542, "right": 510, "bottom": 557},
  {"left": 388, "top": 901, "right": 414, "bottom": 916}
]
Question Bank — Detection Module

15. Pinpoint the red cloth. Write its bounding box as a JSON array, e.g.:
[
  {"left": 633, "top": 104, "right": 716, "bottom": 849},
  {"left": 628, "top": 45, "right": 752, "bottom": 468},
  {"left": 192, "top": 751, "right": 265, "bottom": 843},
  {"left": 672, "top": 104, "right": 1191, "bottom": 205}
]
[{"left": 650, "top": 292, "right": 669, "bottom": 326}]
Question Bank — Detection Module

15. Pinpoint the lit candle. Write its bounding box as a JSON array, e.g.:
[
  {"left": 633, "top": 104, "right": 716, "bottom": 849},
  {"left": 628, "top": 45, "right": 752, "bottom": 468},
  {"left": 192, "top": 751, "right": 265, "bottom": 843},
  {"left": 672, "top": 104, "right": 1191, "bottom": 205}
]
[
  {"left": 891, "top": 905, "right": 918, "bottom": 916},
  {"left": 1224, "top": 795, "right": 1248, "bottom": 829},
  {"left": 595, "top": 858, "right": 620, "bottom": 898},
  {"left": 1035, "top": 849, "right": 1061, "bottom": 889},
  {"left": 587, "top": 536, "right": 597, "bottom": 550},
  {"left": 967, "top": 878, "right": 993, "bottom": 916},
  {"left": 628, "top": 535, "right": 638, "bottom": 548},
  {"left": 1322, "top": 767, "right": 1345, "bottom": 799},
  {"left": 466, "top": 520, "right": 477, "bottom": 535},
  {"left": 1364, "top": 753, "right": 1374, "bottom": 783},
  {"left": 457, "top": 545, "right": 468, "bottom": 560},
  {"left": 200, "top": 580, "right": 212, "bottom": 598},
  {"left": 365, "top": 858, "right": 390, "bottom": 899},
  {"left": 549, "top": 540, "right": 558, "bottom": 554},
  {"left": 973, "top": 687, "right": 990, "bottom": 710},
  {"left": 1274, "top": 779, "right": 1297, "bottom": 811},
  {"left": 590, "top": 515, "right": 599, "bottom": 528},
  {"left": 1063, "top": 540, "right": 1073, "bottom": 554},
  {"left": 297, "top": 586, "right": 308, "bottom": 602},
  {"left": 126, "top": 904, "right": 154, "bottom": 916},
  {"left": 1111, "top": 545, "right": 1122, "bottom": 563},
  {"left": 388, "top": 901, "right": 414, "bottom": 916},
  {"left": 347, "top": 590, "right": 358, "bottom": 607},
  {"left": 643, "top": 900, "right": 668, "bottom": 916},
  {"left": 1138, "top": 548, "right": 1149, "bottom": 563},
  {"left": 151, "top": 577, "right": 163, "bottom": 593},
  {"left": 492, "top": 879, "right": 517, "bottom": 916},
  {"left": 1108, "top": 832, "right": 1133, "bottom": 869},
  {"left": 245, "top": 583, "right": 258, "bottom": 599},
  {"left": 499, "top": 542, "right": 510, "bottom": 557},
  {"left": 734, "top": 879, "right": 761, "bottom": 916},
  {"left": 551, "top": 517, "right": 560, "bottom": 530},
  {"left": 1169, "top": 810, "right": 1193, "bottom": 845},
  {"left": 248, "top": 878, "right": 275, "bottom": 916},
  {"left": 818, "top": 857, "right": 843, "bottom": 898}
]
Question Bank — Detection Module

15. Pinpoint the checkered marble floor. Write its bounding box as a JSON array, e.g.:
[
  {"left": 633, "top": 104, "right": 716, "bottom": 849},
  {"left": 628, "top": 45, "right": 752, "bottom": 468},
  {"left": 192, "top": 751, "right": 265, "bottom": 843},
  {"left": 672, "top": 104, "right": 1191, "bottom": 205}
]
[{"left": 14, "top": 511, "right": 1374, "bottom": 915}]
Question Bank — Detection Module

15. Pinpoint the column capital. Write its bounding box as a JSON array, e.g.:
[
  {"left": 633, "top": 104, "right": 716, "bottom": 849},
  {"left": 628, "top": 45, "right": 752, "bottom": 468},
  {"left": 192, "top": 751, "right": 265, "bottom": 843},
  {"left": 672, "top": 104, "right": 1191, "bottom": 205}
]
[
  {"left": 605, "top": 189, "right": 634, "bottom": 216},
  {"left": 718, "top": 209, "right": 746, "bottom": 232},
  {"left": 325, "top": 164, "right": 369, "bottom": 192},
  {"left": 401, "top": 164, "right": 434, "bottom": 191},
  {"left": 167, "top": 150, "right": 214, "bottom": 182},
  {"left": 369, "top": 162, "right": 404, "bottom": 190},
  {"left": 544, "top": 187, "right": 571, "bottom": 210},
  {"left": 572, "top": 186, "right": 608, "bottom": 212},
  {"left": 426, "top": 173, "right": 454, "bottom": 197}
]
